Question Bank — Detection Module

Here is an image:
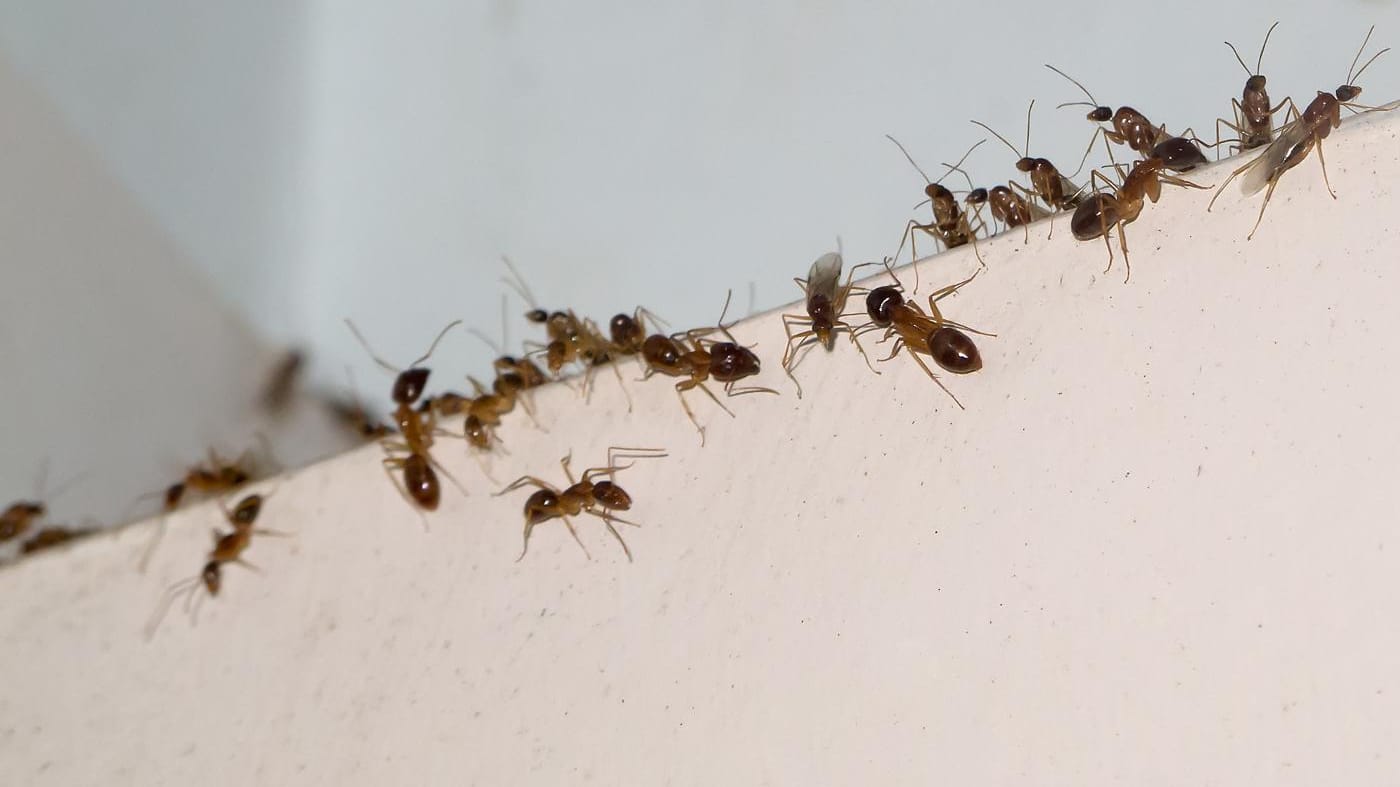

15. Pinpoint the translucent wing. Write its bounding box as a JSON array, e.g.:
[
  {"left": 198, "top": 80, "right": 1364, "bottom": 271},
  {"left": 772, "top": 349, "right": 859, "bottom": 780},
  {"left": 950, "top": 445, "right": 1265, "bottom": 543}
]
[
  {"left": 805, "top": 252, "right": 843, "bottom": 302},
  {"left": 1242, "top": 120, "right": 1310, "bottom": 196}
]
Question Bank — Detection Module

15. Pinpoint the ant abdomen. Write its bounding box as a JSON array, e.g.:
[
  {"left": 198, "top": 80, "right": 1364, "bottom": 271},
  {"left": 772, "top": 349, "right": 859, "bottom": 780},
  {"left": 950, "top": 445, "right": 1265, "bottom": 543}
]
[
  {"left": 610, "top": 314, "right": 644, "bottom": 350},
  {"left": 403, "top": 454, "right": 440, "bottom": 511},
  {"left": 392, "top": 368, "right": 431, "bottom": 405},
  {"left": 591, "top": 481, "right": 631, "bottom": 510},
  {"left": 1150, "top": 137, "right": 1209, "bottom": 172},
  {"left": 642, "top": 335, "right": 684, "bottom": 370},
  {"left": 1071, "top": 194, "right": 1121, "bottom": 241},
  {"left": 865, "top": 286, "right": 902, "bottom": 327},
  {"left": 929, "top": 327, "right": 982, "bottom": 374}
]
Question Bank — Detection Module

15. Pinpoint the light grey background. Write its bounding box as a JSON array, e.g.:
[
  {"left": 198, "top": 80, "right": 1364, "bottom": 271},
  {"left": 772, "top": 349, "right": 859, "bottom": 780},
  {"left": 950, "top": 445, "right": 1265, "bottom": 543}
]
[{"left": 1, "top": 1, "right": 1396, "bottom": 529}]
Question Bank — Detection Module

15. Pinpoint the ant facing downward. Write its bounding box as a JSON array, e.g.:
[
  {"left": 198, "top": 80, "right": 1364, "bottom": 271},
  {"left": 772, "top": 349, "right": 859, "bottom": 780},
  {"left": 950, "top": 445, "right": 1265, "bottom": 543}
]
[
  {"left": 496, "top": 447, "right": 666, "bottom": 562},
  {"left": 144, "top": 492, "right": 287, "bottom": 639},
  {"left": 780, "top": 250, "right": 881, "bottom": 398},
  {"left": 887, "top": 137, "right": 987, "bottom": 268},
  {"left": 346, "top": 318, "right": 467, "bottom": 515},
  {"left": 1208, "top": 26, "right": 1394, "bottom": 240},
  {"left": 855, "top": 260, "right": 991, "bottom": 409}
]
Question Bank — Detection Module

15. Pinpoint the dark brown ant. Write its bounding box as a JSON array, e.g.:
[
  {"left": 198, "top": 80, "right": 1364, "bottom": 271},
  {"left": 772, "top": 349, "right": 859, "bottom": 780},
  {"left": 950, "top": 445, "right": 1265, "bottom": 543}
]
[
  {"left": 972, "top": 101, "right": 1084, "bottom": 213},
  {"left": 855, "top": 261, "right": 991, "bottom": 408},
  {"left": 640, "top": 291, "right": 777, "bottom": 444},
  {"left": 887, "top": 136, "right": 987, "bottom": 266},
  {"left": 346, "top": 318, "right": 467, "bottom": 513},
  {"left": 940, "top": 161, "right": 1049, "bottom": 244},
  {"left": 780, "top": 251, "right": 879, "bottom": 397},
  {"left": 496, "top": 447, "right": 665, "bottom": 562},
  {"left": 260, "top": 348, "right": 305, "bottom": 414},
  {"left": 1208, "top": 26, "right": 1393, "bottom": 240},
  {"left": 1047, "top": 64, "right": 1209, "bottom": 173},
  {"left": 144, "top": 492, "right": 286, "bottom": 638},
  {"left": 1071, "top": 156, "right": 1210, "bottom": 281},
  {"left": 1215, "top": 22, "right": 1294, "bottom": 156}
]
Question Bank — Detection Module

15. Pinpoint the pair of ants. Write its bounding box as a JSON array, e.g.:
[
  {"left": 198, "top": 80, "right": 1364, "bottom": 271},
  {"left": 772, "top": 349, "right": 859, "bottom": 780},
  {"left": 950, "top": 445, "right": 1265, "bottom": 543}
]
[{"left": 886, "top": 24, "right": 1391, "bottom": 281}]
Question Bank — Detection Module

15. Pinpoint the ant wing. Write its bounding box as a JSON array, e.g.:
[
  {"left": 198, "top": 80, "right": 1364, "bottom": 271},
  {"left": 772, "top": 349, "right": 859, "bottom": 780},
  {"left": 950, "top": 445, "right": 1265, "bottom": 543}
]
[
  {"left": 1241, "top": 121, "right": 1308, "bottom": 196},
  {"left": 805, "top": 252, "right": 843, "bottom": 301}
]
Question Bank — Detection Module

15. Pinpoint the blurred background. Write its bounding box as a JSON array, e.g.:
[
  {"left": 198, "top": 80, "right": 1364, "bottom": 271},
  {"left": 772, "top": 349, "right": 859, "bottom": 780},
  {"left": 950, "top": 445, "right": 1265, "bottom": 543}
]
[{"left": 1, "top": 0, "right": 1397, "bottom": 545}]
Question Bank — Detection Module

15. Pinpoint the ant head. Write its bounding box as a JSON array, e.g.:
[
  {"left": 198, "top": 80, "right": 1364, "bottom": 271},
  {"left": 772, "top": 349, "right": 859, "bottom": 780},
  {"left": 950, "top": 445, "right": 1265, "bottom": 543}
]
[
  {"left": 229, "top": 494, "right": 263, "bottom": 527},
  {"left": 865, "top": 285, "right": 903, "bottom": 327},
  {"left": 1245, "top": 74, "right": 1267, "bottom": 92},
  {"left": 6, "top": 501, "right": 44, "bottom": 518},
  {"left": 590, "top": 480, "right": 632, "bottom": 511},
  {"left": 1088, "top": 106, "right": 1112, "bottom": 122},
  {"left": 807, "top": 293, "right": 835, "bottom": 331},
  {"left": 708, "top": 342, "right": 762, "bottom": 382},
  {"left": 1014, "top": 156, "right": 1035, "bottom": 173},
  {"left": 929, "top": 327, "right": 982, "bottom": 374},
  {"left": 610, "top": 313, "right": 643, "bottom": 348},
  {"left": 524, "top": 489, "right": 559, "bottom": 524},
  {"left": 966, "top": 188, "right": 988, "bottom": 206},
  {"left": 201, "top": 561, "right": 222, "bottom": 595},
  {"left": 924, "top": 182, "right": 954, "bottom": 202},
  {"left": 525, "top": 309, "right": 548, "bottom": 324},
  {"left": 392, "top": 367, "right": 431, "bottom": 405},
  {"left": 642, "top": 335, "right": 685, "bottom": 372},
  {"left": 1337, "top": 84, "right": 1362, "bottom": 102},
  {"left": 495, "top": 372, "right": 525, "bottom": 397},
  {"left": 164, "top": 483, "right": 186, "bottom": 510}
]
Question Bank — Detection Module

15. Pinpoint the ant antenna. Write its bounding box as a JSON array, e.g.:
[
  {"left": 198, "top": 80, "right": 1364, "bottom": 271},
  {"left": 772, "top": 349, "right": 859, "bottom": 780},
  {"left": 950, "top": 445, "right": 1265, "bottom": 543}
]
[
  {"left": 886, "top": 134, "right": 933, "bottom": 184},
  {"left": 499, "top": 255, "right": 541, "bottom": 310},
  {"left": 1347, "top": 26, "right": 1389, "bottom": 85},
  {"left": 409, "top": 320, "right": 462, "bottom": 368},
  {"left": 345, "top": 319, "right": 399, "bottom": 375},
  {"left": 942, "top": 139, "right": 986, "bottom": 183},
  {"left": 1045, "top": 64, "right": 1102, "bottom": 108},
  {"left": 1024, "top": 99, "right": 1035, "bottom": 155},
  {"left": 970, "top": 119, "right": 1022, "bottom": 158}
]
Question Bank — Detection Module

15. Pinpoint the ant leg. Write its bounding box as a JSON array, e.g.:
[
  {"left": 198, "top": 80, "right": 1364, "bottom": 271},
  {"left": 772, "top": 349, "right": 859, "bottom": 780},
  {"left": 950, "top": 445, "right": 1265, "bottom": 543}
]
[
  {"left": 1207, "top": 156, "right": 1263, "bottom": 212},
  {"left": 560, "top": 515, "right": 592, "bottom": 560},
  {"left": 137, "top": 514, "right": 169, "bottom": 574},
  {"left": 839, "top": 319, "right": 881, "bottom": 374},
  {"left": 878, "top": 337, "right": 907, "bottom": 363},
  {"left": 1315, "top": 136, "right": 1336, "bottom": 198},
  {"left": 144, "top": 576, "right": 200, "bottom": 640},
  {"left": 1116, "top": 219, "right": 1132, "bottom": 283},
  {"left": 905, "top": 347, "right": 965, "bottom": 410},
  {"left": 584, "top": 510, "right": 634, "bottom": 562},
  {"left": 686, "top": 379, "right": 736, "bottom": 418},
  {"left": 672, "top": 383, "right": 708, "bottom": 446},
  {"left": 780, "top": 314, "right": 814, "bottom": 398},
  {"left": 380, "top": 456, "right": 430, "bottom": 529},
  {"left": 1246, "top": 174, "right": 1282, "bottom": 241},
  {"left": 496, "top": 475, "right": 557, "bottom": 495},
  {"left": 724, "top": 381, "right": 780, "bottom": 398},
  {"left": 606, "top": 360, "right": 634, "bottom": 413}
]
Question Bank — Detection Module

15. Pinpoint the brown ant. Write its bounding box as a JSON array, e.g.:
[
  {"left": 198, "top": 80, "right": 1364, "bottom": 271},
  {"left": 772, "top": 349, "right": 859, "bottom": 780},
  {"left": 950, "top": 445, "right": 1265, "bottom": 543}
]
[
  {"left": 496, "top": 447, "right": 665, "bottom": 562},
  {"left": 855, "top": 260, "right": 991, "bottom": 408},
  {"left": 346, "top": 318, "right": 467, "bottom": 514},
  {"left": 2, "top": 467, "right": 83, "bottom": 543},
  {"left": 1071, "top": 156, "right": 1210, "bottom": 281},
  {"left": 887, "top": 136, "right": 987, "bottom": 267},
  {"left": 640, "top": 291, "right": 777, "bottom": 445},
  {"left": 137, "top": 446, "right": 270, "bottom": 572},
  {"left": 1215, "top": 22, "right": 1294, "bottom": 156},
  {"left": 940, "top": 161, "right": 1049, "bottom": 244},
  {"left": 1047, "top": 64, "right": 1209, "bottom": 173},
  {"left": 21, "top": 525, "right": 93, "bottom": 555},
  {"left": 144, "top": 492, "right": 286, "bottom": 638},
  {"left": 323, "top": 366, "right": 393, "bottom": 441},
  {"left": 780, "top": 250, "right": 880, "bottom": 397},
  {"left": 972, "top": 101, "right": 1084, "bottom": 213},
  {"left": 1207, "top": 26, "right": 1393, "bottom": 240}
]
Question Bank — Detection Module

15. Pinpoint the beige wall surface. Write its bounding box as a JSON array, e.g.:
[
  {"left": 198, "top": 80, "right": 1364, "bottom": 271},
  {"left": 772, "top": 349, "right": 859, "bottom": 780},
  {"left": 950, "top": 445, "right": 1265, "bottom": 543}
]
[{"left": 4, "top": 114, "right": 1399, "bottom": 785}]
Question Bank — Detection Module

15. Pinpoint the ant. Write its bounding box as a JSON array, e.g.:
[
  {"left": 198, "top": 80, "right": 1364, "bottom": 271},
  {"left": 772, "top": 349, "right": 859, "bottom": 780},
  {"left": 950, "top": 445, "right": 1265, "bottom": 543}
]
[
  {"left": 1071, "top": 156, "right": 1210, "bottom": 281},
  {"left": 780, "top": 250, "right": 880, "bottom": 397},
  {"left": 21, "top": 525, "right": 92, "bottom": 555},
  {"left": 323, "top": 366, "right": 393, "bottom": 441},
  {"left": 1047, "top": 64, "right": 1209, "bottom": 173},
  {"left": 972, "top": 100, "right": 1084, "bottom": 213},
  {"left": 1208, "top": 26, "right": 1393, "bottom": 240},
  {"left": 136, "top": 446, "right": 270, "bottom": 572},
  {"left": 640, "top": 291, "right": 778, "bottom": 445},
  {"left": 887, "top": 136, "right": 987, "bottom": 267},
  {"left": 1215, "top": 22, "right": 1294, "bottom": 157},
  {"left": 941, "top": 161, "right": 1048, "bottom": 244},
  {"left": 144, "top": 492, "right": 286, "bottom": 638},
  {"left": 496, "top": 447, "right": 666, "bottom": 562},
  {"left": 856, "top": 260, "right": 990, "bottom": 409},
  {"left": 346, "top": 318, "right": 467, "bottom": 514}
]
